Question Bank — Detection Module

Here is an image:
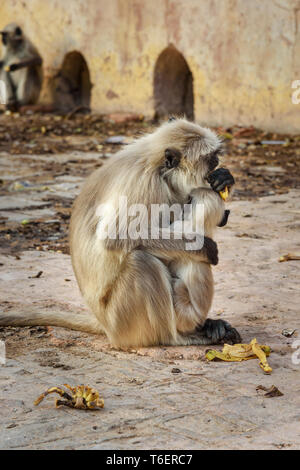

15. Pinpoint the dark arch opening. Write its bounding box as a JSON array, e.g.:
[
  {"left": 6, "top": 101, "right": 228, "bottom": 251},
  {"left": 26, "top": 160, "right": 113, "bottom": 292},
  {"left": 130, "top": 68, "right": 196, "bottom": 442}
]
[
  {"left": 52, "top": 51, "right": 92, "bottom": 113},
  {"left": 153, "top": 45, "right": 194, "bottom": 121}
]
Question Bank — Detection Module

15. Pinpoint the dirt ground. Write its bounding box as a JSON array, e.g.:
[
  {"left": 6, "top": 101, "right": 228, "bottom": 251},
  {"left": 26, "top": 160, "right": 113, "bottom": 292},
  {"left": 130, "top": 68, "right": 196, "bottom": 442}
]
[{"left": 0, "top": 112, "right": 299, "bottom": 450}]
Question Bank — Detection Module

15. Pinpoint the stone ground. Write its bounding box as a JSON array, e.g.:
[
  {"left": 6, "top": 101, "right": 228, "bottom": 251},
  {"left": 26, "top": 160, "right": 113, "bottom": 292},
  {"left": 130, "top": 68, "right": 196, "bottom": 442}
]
[{"left": 0, "top": 114, "right": 299, "bottom": 449}]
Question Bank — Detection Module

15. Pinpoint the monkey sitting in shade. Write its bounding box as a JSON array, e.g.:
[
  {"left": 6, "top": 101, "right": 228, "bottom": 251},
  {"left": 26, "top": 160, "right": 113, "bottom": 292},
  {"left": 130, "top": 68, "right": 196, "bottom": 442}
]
[{"left": 0, "top": 23, "right": 43, "bottom": 110}]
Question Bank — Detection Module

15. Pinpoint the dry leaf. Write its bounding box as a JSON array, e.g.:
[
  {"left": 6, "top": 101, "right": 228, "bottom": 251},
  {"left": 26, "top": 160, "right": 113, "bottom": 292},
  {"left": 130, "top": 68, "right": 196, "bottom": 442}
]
[
  {"left": 279, "top": 253, "right": 300, "bottom": 262},
  {"left": 256, "top": 385, "right": 283, "bottom": 398}
]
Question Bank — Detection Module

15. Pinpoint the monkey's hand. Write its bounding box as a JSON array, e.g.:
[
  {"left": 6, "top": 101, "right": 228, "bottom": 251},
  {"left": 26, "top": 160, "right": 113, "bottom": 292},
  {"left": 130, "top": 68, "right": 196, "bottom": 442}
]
[
  {"left": 218, "top": 209, "right": 230, "bottom": 227},
  {"left": 197, "top": 319, "right": 241, "bottom": 345},
  {"left": 207, "top": 168, "right": 235, "bottom": 193},
  {"left": 184, "top": 236, "right": 218, "bottom": 264},
  {"left": 202, "top": 237, "right": 218, "bottom": 265},
  {"left": 5, "top": 63, "right": 19, "bottom": 72}
]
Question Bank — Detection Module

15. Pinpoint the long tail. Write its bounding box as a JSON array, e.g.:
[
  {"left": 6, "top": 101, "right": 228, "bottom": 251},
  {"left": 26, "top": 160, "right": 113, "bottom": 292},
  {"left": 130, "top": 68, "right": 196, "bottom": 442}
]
[{"left": 0, "top": 309, "right": 103, "bottom": 335}]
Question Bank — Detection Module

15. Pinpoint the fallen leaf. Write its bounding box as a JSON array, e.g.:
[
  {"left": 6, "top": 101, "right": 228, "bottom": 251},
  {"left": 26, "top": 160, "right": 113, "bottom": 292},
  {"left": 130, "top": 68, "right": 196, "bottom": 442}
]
[
  {"left": 220, "top": 132, "right": 234, "bottom": 140},
  {"left": 279, "top": 253, "right": 300, "bottom": 262},
  {"left": 256, "top": 385, "right": 283, "bottom": 398},
  {"left": 29, "top": 271, "right": 43, "bottom": 279}
]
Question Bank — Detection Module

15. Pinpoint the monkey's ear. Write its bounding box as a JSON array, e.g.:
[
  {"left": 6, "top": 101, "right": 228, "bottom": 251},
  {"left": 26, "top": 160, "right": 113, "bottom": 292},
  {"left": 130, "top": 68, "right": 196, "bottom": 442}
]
[
  {"left": 15, "top": 26, "right": 22, "bottom": 37},
  {"left": 165, "top": 148, "right": 181, "bottom": 169}
]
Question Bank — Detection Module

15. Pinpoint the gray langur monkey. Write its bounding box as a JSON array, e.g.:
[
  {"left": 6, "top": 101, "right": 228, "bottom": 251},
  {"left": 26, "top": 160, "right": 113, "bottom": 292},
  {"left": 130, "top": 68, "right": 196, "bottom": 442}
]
[
  {"left": 0, "top": 23, "right": 43, "bottom": 110},
  {"left": 0, "top": 118, "right": 241, "bottom": 348}
]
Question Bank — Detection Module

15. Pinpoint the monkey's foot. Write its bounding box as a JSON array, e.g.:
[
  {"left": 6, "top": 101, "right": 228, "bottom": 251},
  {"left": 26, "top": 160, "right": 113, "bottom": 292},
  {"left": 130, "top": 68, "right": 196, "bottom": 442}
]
[{"left": 196, "top": 318, "right": 241, "bottom": 345}]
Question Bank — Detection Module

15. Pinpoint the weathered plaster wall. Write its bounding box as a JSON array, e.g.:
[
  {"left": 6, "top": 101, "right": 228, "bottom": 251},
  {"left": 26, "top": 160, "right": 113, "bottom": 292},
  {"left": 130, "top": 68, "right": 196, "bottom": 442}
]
[{"left": 1, "top": 0, "right": 299, "bottom": 132}]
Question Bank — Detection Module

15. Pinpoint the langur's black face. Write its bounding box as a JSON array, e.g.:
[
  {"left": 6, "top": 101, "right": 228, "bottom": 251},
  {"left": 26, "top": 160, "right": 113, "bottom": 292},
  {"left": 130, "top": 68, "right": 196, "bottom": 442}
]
[
  {"left": 0, "top": 32, "right": 7, "bottom": 46},
  {"left": 206, "top": 149, "right": 221, "bottom": 173},
  {"left": 159, "top": 118, "right": 223, "bottom": 195},
  {"left": 161, "top": 146, "right": 221, "bottom": 196},
  {"left": 0, "top": 25, "right": 23, "bottom": 47}
]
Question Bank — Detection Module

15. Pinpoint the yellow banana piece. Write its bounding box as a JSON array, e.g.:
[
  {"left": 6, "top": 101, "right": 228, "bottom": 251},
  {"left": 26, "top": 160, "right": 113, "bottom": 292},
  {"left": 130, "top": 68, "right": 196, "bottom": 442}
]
[{"left": 219, "top": 186, "right": 229, "bottom": 201}]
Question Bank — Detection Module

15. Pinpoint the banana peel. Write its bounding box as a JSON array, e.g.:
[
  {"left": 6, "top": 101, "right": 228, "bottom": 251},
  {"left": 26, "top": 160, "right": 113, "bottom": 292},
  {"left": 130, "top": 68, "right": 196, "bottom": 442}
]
[
  {"left": 206, "top": 338, "right": 272, "bottom": 374},
  {"left": 251, "top": 339, "right": 272, "bottom": 374},
  {"left": 219, "top": 186, "right": 229, "bottom": 201},
  {"left": 34, "top": 384, "right": 104, "bottom": 410}
]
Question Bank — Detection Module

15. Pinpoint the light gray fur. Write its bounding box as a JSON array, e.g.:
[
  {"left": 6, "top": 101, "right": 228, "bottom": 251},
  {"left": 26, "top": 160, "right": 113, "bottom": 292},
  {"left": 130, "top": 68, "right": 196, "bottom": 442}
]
[{"left": 0, "top": 119, "right": 229, "bottom": 348}]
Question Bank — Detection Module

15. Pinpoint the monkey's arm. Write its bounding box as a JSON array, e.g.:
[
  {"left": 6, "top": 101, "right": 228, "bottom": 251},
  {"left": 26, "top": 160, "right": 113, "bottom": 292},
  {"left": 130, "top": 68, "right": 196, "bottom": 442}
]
[
  {"left": 217, "top": 209, "right": 230, "bottom": 227},
  {"left": 104, "top": 233, "right": 218, "bottom": 265},
  {"left": 7, "top": 57, "right": 42, "bottom": 72}
]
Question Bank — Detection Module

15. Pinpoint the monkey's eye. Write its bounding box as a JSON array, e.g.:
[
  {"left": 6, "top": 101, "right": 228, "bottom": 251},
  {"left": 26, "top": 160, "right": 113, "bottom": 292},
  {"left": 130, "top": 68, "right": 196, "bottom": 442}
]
[
  {"left": 165, "top": 148, "right": 181, "bottom": 169},
  {"left": 168, "top": 117, "right": 176, "bottom": 123},
  {"left": 207, "top": 149, "right": 221, "bottom": 171}
]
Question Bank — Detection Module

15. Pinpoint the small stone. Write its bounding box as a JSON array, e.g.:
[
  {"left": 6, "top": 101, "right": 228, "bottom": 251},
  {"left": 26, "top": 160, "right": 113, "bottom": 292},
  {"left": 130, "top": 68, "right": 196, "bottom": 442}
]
[
  {"left": 282, "top": 328, "right": 296, "bottom": 337},
  {"left": 105, "top": 135, "right": 126, "bottom": 145}
]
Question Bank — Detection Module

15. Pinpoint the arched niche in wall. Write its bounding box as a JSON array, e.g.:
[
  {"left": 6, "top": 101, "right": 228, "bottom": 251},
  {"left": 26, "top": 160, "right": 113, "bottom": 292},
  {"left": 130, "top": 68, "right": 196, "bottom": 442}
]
[
  {"left": 153, "top": 45, "right": 194, "bottom": 121},
  {"left": 52, "top": 51, "right": 92, "bottom": 113}
]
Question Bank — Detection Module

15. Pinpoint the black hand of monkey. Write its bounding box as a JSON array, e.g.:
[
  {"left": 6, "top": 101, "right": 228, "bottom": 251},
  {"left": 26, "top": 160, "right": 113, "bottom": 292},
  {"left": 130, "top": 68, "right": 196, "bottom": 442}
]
[
  {"left": 203, "top": 237, "right": 218, "bottom": 265},
  {"left": 197, "top": 319, "right": 241, "bottom": 344},
  {"left": 8, "top": 63, "right": 19, "bottom": 72},
  {"left": 207, "top": 168, "right": 235, "bottom": 193},
  {"left": 218, "top": 209, "right": 230, "bottom": 227}
]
